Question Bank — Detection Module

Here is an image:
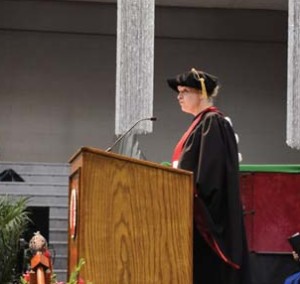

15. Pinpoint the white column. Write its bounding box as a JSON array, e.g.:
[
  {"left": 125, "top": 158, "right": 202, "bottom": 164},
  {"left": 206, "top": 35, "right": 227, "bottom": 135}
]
[
  {"left": 287, "top": 0, "right": 300, "bottom": 149},
  {"left": 116, "top": 0, "right": 155, "bottom": 135}
]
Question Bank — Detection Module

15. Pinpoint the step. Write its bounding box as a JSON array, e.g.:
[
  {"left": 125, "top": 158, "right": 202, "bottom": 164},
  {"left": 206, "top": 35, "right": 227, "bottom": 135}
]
[
  {"left": 50, "top": 241, "right": 68, "bottom": 256},
  {"left": 0, "top": 183, "right": 68, "bottom": 195},
  {"left": 50, "top": 218, "right": 68, "bottom": 229},
  {"left": 52, "top": 255, "right": 68, "bottom": 271},
  {"left": 0, "top": 162, "right": 70, "bottom": 175},
  {"left": 14, "top": 174, "right": 69, "bottom": 184},
  {"left": 50, "top": 207, "right": 68, "bottom": 218},
  {"left": 53, "top": 269, "right": 67, "bottom": 283},
  {"left": 49, "top": 228, "right": 68, "bottom": 242}
]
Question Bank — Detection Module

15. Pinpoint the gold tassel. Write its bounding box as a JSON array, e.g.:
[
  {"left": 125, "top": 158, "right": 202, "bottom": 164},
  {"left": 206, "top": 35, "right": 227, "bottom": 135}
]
[
  {"left": 191, "top": 68, "right": 207, "bottom": 99},
  {"left": 199, "top": 78, "right": 208, "bottom": 99}
]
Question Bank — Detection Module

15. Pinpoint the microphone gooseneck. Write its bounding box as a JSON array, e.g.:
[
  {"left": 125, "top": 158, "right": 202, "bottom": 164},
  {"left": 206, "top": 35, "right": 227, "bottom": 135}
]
[{"left": 105, "top": 117, "right": 157, "bottom": 152}]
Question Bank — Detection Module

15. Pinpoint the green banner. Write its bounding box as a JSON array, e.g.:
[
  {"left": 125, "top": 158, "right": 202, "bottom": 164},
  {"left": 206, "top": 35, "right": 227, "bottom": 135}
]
[{"left": 239, "top": 164, "right": 300, "bottom": 173}]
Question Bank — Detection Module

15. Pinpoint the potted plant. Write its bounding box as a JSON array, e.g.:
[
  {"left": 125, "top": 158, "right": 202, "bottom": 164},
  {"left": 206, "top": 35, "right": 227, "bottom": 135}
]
[{"left": 0, "top": 195, "right": 30, "bottom": 283}]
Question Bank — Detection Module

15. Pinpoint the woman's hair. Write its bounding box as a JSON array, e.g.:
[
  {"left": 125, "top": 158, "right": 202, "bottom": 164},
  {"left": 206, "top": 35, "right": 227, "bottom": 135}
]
[
  {"left": 210, "top": 85, "right": 220, "bottom": 98},
  {"left": 203, "top": 85, "right": 220, "bottom": 103}
]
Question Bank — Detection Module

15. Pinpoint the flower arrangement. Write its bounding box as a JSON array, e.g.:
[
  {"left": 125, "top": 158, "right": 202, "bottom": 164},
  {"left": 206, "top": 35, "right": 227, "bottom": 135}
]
[
  {"left": 19, "top": 231, "right": 91, "bottom": 284},
  {"left": 20, "top": 258, "right": 92, "bottom": 284}
]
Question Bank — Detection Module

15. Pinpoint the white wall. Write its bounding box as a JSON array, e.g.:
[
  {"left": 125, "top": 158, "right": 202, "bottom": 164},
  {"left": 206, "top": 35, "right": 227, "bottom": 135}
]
[{"left": 0, "top": 0, "right": 298, "bottom": 164}]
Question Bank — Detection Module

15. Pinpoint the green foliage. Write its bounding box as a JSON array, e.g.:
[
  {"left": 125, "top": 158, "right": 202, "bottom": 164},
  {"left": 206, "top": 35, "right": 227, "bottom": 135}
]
[
  {"left": 19, "top": 276, "right": 28, "bottom": 284},
  {"left": 0, "top": 195, "right": 30, "bottom": 284},
  {"left": 67, "top": 258, "right": 92, "bottom": 284}
]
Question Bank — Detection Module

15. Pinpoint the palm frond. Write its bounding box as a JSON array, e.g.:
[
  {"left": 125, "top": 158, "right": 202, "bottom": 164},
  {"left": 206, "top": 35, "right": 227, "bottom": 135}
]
[{"left": 0, "top": 195, "right": 30, "bottom": 283}]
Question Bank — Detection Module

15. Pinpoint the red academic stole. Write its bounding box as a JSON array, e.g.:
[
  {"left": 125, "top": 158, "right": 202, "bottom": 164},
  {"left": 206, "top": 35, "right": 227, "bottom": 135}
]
[
  {"left": 171, "top": 106, "right": 240, "bottom": 269},
  {"left": 171, "top": 106, "right": 219, "bottom": 167}
]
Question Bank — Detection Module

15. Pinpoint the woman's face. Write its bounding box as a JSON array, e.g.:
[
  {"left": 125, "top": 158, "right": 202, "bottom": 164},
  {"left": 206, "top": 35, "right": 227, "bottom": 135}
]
[{"left": 177, "top": 85, "right": 202, "bottom": 115}]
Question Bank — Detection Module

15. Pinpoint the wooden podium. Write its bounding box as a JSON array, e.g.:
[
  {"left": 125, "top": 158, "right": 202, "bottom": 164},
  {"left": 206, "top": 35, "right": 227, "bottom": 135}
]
[{"left": 68, "top": 147, "right": 194, "bottom": 284}]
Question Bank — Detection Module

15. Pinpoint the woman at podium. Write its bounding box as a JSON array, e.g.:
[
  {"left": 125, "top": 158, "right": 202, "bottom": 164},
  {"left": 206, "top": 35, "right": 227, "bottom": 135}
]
[{"left": 167, "top": 68, "right": 251, "bottom": 284}]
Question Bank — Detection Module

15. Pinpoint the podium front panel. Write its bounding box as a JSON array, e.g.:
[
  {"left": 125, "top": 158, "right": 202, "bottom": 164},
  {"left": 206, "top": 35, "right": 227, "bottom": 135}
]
[{"left": 68, "top": 147, "right": 193, "bottom": 284}]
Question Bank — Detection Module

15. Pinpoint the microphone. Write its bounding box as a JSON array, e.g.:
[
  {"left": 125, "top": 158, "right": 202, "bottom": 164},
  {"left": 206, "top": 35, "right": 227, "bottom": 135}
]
[{"left": 105, "top": 117, "right": 157, "bottom": 152}]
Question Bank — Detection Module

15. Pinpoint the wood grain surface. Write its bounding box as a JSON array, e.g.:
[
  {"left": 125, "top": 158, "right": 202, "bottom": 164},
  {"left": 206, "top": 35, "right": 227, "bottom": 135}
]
[{"left": 69, "top": 147, "right": 193, "bottom": 284}]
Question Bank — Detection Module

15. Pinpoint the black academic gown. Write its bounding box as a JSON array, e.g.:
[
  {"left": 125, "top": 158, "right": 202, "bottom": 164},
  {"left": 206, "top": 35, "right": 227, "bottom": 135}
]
[{"left": 178, "top": 111, "right": 251, "bottom": 284}]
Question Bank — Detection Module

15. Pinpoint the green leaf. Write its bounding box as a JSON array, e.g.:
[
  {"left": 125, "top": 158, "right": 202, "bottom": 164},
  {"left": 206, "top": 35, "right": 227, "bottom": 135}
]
[{"left": 0, "top": 195, "right": 30, "bottom": 283}]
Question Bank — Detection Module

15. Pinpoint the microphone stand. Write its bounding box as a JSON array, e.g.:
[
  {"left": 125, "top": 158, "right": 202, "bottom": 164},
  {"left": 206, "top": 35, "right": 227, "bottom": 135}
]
[{"left": 105, "top": 117, "right": 157, "bottom": 152}]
